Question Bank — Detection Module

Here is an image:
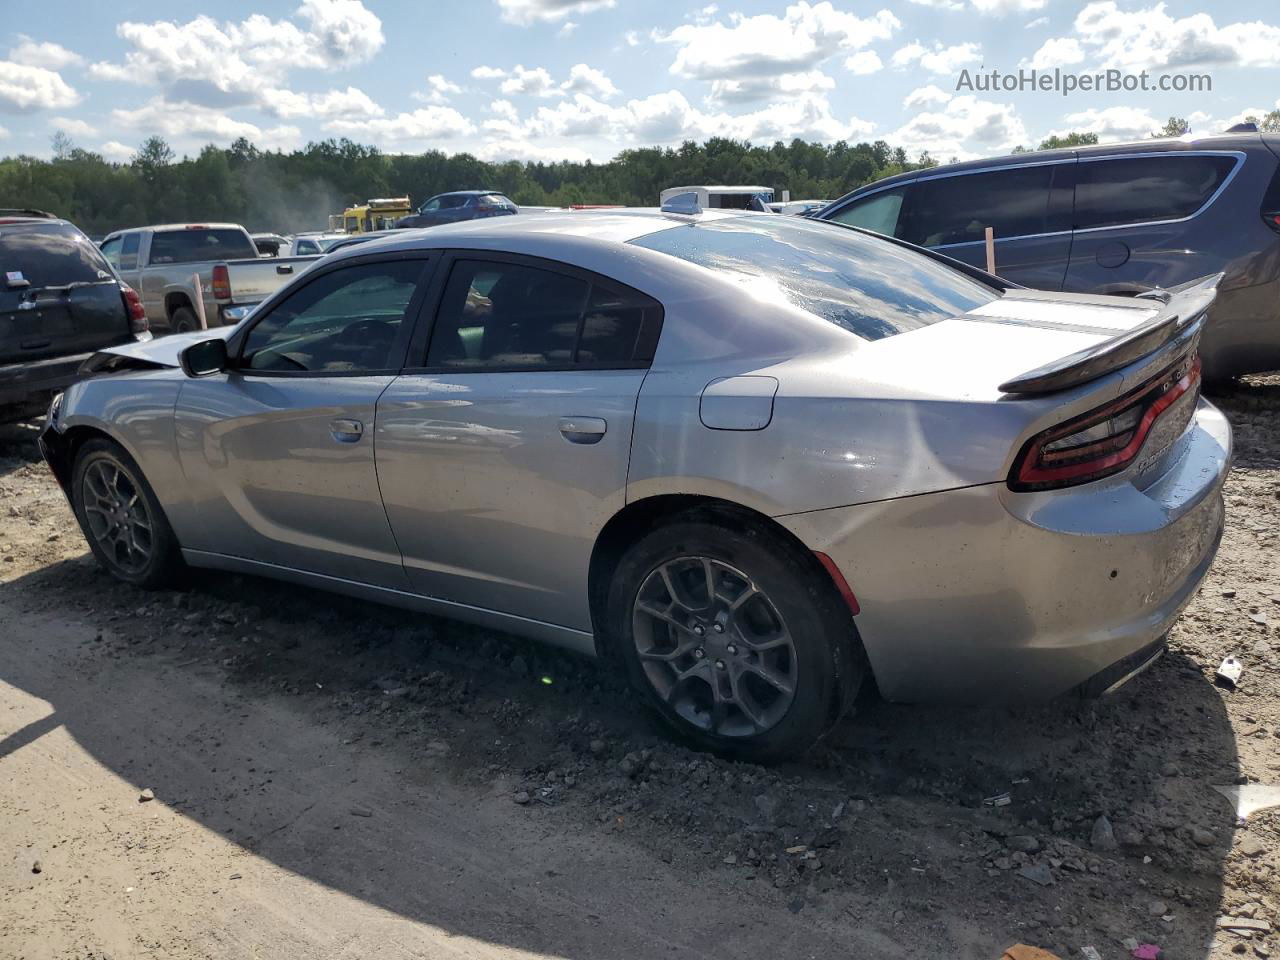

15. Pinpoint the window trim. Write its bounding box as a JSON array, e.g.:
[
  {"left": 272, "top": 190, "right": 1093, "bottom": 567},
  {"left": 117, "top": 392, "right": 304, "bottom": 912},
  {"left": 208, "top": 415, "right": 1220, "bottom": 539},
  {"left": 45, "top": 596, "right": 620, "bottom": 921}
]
[
  {"left": 824, "top": 150, "right": 1245, "bottom": 249},
  {"left": 225, "top": 250, "right": 439, "bottom": 379},
  {"left": 403, "top": 249, "right": 665, "bottom": 375}
]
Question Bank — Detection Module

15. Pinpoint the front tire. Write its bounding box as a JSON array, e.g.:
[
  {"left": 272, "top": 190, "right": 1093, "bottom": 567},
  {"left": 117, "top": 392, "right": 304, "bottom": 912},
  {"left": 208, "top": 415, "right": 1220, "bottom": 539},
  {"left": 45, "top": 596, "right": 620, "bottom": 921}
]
[
  {"left": 70, "top": 438, "right": 183, "bottom": 588},
  {"left": 607, "top": 514, "right": 861, "bottom": 761},
  {"left": 171, "top": 306, "right": 198, "bottom": 334}
]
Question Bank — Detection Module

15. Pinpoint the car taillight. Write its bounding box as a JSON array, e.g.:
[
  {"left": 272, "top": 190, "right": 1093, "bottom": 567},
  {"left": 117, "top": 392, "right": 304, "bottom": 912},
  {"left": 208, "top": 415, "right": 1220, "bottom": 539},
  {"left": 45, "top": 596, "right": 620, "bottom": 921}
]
[
  {"left": 211, "top": 264, "right": 231, "bottom": 300},
  {"left": 477, "top": 204, "right": 498, "bottom": 213},
  {"left": 120, "top": 284, "right": 148, "bottom": 334},
  {"left": 1263, "top": 210, "right": 1280, "bottom": 234},
  {"left": 1008, "top": 354, "right": 1201, "bottom": 491}
]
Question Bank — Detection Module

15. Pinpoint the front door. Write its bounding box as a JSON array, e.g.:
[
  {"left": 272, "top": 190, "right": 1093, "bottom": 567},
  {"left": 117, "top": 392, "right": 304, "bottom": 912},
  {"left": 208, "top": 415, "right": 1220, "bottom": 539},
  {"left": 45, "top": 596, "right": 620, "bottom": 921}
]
[
  {"left": 174, "top": 254, "right": 435, "bottom": 587},
  {"left": 376, "top": 253, "right": 663, "bottom": 631}
]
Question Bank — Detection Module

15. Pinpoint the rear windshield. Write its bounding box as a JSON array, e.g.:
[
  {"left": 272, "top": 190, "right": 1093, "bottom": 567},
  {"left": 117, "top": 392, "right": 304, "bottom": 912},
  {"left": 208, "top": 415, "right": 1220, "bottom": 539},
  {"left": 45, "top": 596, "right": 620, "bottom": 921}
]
[
  {"left": 149, "top": 228, "right": 257, "bottom": 264},
  {"left": 0, "top": 221, "right": 115, "bottom": 289},
  {"left": 480, "top": 194, "right": 514, "bottom": 207},
  {"left": 630, "top": 215, "right": 999, "bottom": 341}
]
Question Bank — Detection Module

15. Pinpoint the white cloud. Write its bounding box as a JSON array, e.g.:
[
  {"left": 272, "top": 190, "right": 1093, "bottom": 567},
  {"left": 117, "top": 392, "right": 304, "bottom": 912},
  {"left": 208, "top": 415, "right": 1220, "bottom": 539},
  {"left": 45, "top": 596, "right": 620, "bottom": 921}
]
[
  {"left": 662, "top": 2, "right": 900, "bottom": 81},
  {"left": 325, "top": 105, "right": 475, "bottom": 142},
  {"left": 9, "top": 37, "right": 83, "bottom": 70},
  {"left": 624, "top": 30, "right": 641, "bottom": 47},
  {"left": 844, "top": 51, "right": 883, "bottom": 75},
  {"left": 1053, "top": 106, "right": 1162, "bottom": 140},
  {"left": 264, "top": 86, "right": 383, "bottom": 120},
  {"left": 707, "top": 70, "right": 834, "bottom": 105},
  {"left": 892, "top": 41, "right": 982, "bottom": 74},
  {"left": 970, "top": 0, "right": 1048, "bottom": 13},
  {"left": 558, "top": 21, "right": 578, "bottom": 37},
  {"left": 111, "top": 97, "right": 303, "bottom": 150},
  {"left": 88, "top": 0, "right": 385, "bottom": 112},
  {"left": 489, "top": 99, "right": 520, "bottom": 123},
  {"left": 500, "top": 65, "right": 559, "bottom": 97},
  {"left": 0, "top": 61, "right": 80, "bottom": 113},
  {"left": 414, "top": 74, "right": 464, "bottom": 105},
  {"left": 528, "top": 93, "right": 616, "bottom": 137},
  {"left": 476, "top": 138, "right": 593, "bottom": 163},
  {"left": 1072, "top": 2, "right": 1280, "bottom": 70},
  {"left": 495, "top": 0, "right": 615, "bottom": 25},
  {"left": 471, "top": 65, "right": 507, "bottom": 80},
  {"left": 0, "top": 124, "right": 10, "bottom": 138},
  {"left": 907, "top": 0, "right": 963, "bottom": 10},
  {"left": 561, "top": 64, "right": 617, "bottom": 99},
  {"left": 889, "top": 94, "right": 1025, "bottom": 159},
  {"left": 903, "top": 84, "right": 951, "bottom": 109},
  {"left": 1023, "top": 37, "right": 1085, "bottom": 69},
  {"left": 51, "top": 116, "right": 97, "bottom": 138},
  {"left": 99, "top": 140, "right": 134, "bottom": 162},
  {"left": 1025, "top": 15, "right": 1049, "bottom": 29}
]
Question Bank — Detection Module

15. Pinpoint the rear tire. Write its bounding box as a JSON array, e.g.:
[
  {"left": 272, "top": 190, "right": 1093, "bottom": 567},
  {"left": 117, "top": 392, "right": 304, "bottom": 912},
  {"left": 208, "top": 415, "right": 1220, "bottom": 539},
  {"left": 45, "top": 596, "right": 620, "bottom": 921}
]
[
  {"left": 607, "top": 513, "right": 861, "bottom": 761},
  {"left": 171, "top": 306, "right": 198, "bottom": 334},
  {"left": 70, "top": 438, "right": 183, "bottom": 589}
]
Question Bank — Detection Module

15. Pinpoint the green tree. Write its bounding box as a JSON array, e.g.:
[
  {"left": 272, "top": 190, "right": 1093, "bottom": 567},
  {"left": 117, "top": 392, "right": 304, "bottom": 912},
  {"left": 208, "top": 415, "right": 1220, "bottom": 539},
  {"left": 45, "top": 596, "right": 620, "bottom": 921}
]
[
  {"left": 1152, "top": 117, "right": 1190, "bottom": 138},
  {"left": 1037, "top": 131, "right": 1099, "bottom": 150}
]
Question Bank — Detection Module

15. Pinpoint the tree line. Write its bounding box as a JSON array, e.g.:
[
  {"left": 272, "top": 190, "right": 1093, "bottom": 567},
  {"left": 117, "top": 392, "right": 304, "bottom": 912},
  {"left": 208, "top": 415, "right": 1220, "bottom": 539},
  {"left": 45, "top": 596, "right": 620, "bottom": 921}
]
[{"left": 6, "top": 108, "right": 1275, "bottom": 237}]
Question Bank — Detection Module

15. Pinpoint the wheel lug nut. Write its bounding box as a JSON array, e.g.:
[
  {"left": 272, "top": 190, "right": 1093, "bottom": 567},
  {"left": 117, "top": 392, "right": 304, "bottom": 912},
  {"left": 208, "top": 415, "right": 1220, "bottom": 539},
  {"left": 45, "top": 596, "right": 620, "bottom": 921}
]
[
  {"left": 727, "top": 644, "right": 738, "bottom": 655},
  {"left": 694, "top": 648, "right": 705, "bottom": 659},
  {"left": 712, "top": 623, "right": 724, "bottom": 633},
  {"left": 715, "top": 659, "right": 726, "bottom": 670},
  {"left": 693, "top": 624, "right": 705, "bottom": 636}
]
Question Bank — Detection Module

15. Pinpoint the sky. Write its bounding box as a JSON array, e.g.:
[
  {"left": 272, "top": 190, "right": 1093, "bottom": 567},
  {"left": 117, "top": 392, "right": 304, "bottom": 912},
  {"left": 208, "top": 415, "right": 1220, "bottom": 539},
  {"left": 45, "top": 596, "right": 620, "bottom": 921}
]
[{"left": 1, "top": 0, "right": 1278, "bottom": 165}]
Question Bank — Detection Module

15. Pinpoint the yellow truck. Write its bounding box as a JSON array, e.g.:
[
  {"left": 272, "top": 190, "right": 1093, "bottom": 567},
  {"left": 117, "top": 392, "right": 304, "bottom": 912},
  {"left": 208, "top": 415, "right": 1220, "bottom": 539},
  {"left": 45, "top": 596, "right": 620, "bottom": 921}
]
[{"left": 330, "top": 197, "right": 412, "bottom": 234}]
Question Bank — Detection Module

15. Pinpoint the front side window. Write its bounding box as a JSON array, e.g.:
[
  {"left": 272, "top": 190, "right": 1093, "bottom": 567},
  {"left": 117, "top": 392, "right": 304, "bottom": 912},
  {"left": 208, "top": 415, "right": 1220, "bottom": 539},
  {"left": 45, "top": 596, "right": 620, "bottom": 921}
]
[
  {"left": 425, "top": 259, "right": 659, "bottom": 369},
  {"left": 119, "top": 232, "right": 140, "bottom": 270},
  {"left": 1073, "top": 155, "right": 1238, "bottom": 230},
  {"left": 99, "top": 236, "right": 122, "bottom": 268},
  {"left": 241, "top": 260, "right": 424, "bottom": 373},
  {"left": 296, "top": 239, "right": 318, "bottom": 255},
  {"left": 828, "top": 187, "right": 907, "bottom": 238},
  {"left": 902, "top": 165, "right": 1060, "bottom": 247},
  {"left": 420, "top": 198, "right": 443, "bottom": 212},
  {"left": 631, "top": 215, "right": 999, "bottom": 342}
]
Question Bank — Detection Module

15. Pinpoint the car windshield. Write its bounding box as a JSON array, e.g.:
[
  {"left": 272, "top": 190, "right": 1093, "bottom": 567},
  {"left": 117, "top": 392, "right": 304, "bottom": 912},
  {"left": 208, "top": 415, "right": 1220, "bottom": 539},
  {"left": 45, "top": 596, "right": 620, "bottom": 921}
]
[
  {"left": 630, "top": 215, "right": 1000, "bottom": 341},
  {"left": 0, "top": 221, "right": 115, "bottom": 288},
  {"left": 315, "top": 237, "right": 345, "bottom": 251}
]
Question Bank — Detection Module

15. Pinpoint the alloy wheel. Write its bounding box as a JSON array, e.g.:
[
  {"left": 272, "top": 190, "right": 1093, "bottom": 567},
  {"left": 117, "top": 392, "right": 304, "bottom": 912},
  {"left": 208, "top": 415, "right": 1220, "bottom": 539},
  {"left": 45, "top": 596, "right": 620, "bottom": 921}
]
[
  {"left": 80, "top": 456, "right": 154, "bottom": 576},
  {"left": 632, "top": 556, "right": 798, "bottom": 737}
]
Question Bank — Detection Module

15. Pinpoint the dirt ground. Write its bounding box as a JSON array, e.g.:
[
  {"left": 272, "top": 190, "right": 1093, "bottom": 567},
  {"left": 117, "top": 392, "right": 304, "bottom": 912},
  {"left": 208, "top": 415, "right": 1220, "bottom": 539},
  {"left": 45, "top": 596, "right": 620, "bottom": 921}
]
[{"left": 1, "top": 379, "right": 1278, "bottom": 960}]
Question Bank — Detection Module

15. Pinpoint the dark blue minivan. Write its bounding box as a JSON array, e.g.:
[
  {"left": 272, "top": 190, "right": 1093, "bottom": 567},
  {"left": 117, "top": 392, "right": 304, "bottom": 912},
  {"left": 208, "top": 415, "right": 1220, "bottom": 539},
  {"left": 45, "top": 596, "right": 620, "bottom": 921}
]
[{"left": 816, "top": 133, "right": 1280, "bottom": 380}]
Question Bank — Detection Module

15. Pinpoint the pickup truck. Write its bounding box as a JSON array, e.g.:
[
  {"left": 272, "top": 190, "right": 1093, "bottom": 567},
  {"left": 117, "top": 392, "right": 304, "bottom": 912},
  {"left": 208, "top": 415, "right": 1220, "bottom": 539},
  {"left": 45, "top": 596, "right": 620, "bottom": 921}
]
[{"left": 99, "top": 223, "right": 319, "bottom": 334}]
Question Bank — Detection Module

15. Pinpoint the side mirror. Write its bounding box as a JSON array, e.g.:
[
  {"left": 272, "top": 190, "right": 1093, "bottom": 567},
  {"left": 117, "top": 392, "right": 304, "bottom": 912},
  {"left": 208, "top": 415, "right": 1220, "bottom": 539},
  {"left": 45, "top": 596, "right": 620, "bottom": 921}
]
[{"left": 179, "top": 338, "right": 228, "bottom": 378}]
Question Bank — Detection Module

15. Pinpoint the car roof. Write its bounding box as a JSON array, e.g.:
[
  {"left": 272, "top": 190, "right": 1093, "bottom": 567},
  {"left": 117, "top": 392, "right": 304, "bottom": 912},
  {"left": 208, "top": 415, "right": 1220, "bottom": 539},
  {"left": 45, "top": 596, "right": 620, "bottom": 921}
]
[
  {"left": 433, "top": 189, "right": 509, "bottom": 197},
  {"left": 830, "top": 132, "right": 1274, "bottom": 201},
  {"left": 112, "top": 223, "right": 247, "bottom": 234},
  {"left": 325, "top": 208, "right": 741, "bottom": 262}
]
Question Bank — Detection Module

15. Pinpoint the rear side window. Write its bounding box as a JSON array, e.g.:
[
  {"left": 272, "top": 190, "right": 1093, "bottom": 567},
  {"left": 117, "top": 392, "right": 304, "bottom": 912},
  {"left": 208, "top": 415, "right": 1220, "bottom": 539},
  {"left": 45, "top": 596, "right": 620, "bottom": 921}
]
[
  {"left": 1073, "top": 155, "right": 1237, "bottom": 230},
  {"left": 631, "top": 216, "right": 999, "bottom": 341},
  {"left": 827, "top": 187, "right": 907, "bottom": 237},
  {"left": 425, "top": 259, "right": 661, "bottom": 369},
  {"left": 480, "top": 194, "right": 514, "bottom": 208},
  {"left": 149, "top": 228, "right": 257, "bottom": 264},
  {"left": 0, "top": 222, "right": 114, "bottom": 288},
  {"left": 120, "top": 232, "right": 140, "bottom": 270},
  {"left": 902, "top": 165, "right": 1065, "bottom": 247}
]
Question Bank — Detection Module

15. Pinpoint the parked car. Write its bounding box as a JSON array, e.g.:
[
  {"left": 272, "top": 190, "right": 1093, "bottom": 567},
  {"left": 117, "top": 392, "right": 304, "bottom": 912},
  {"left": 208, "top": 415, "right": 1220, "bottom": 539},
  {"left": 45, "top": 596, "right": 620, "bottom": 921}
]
[
  {"left": 395, "top": 191, "right": 517, "bottom": 229},
  {"left": 767, "top": 200, "right": 828, "bottom": 216},
  {"left": 660, "top": 185, "right": 774, "bottom": 211},
  {"left": 41, "top": 211, "right": 1229, "bottom": 758},
  {"left": 815, "top": 132, "right": 1280, "bottom": 381},
  {"left": 287, "top": 232, "right": 349, "bottom": 256},
  {"left": 251, "top": 233, "right": 288, "bottom": 257},
  {"left": 99, "top": 224, "right": 319, "bottom": 333},
  {"left": 0, "top": 213, "right": 149, "bottom": 423}
]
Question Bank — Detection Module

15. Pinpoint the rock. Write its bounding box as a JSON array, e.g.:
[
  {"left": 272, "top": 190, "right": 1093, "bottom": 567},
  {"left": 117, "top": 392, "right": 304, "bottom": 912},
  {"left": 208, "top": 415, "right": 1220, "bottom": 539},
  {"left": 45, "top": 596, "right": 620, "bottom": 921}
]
[
  {"left": 513, "top": 790, "right": 531, "bottom": 805},
  {"left": 509, "top": 655, "right": 529, "bottom": 677},
  {"left": 138, "top": 788, "right": 155, "bottom": 803},
  {"left": 1239, "top": 835, "right": 1265, "bottom": 857},
  {"left": 589, "top": 738, "right": 606, "bottom": 755},
  {"left": 349, "top": 806, "right": 373, "bottom": 817},
  {"left": 1191, "top": 827, "right": 1216, "bottom": 846},
  {"left": 754, "top": 793, "right": 778, "bottom": 823},
  {"left": 1148, "top": 900, "right": 1169, "bottom": 916},
  {"left": 1122, "top": 938, "right": 1140, "bottom": 952},
  {"left": 1090, "top": 815, "right": 1118, "bottom": 851},
  {"left": 1222, "top": 589, "right": 1238, "bottom": 598},
  {"left": 1017, "top": 863, "right": 1054, "bottom": 886},
  {"left": 1007, "top": 835, "right": 1041, "bottom": 853},
  {"left": 1217, "top": 917, "right": 1272, "bottom": 934},
  {"left": 31, "top": 860, "right": 41, "bottom": 874}
]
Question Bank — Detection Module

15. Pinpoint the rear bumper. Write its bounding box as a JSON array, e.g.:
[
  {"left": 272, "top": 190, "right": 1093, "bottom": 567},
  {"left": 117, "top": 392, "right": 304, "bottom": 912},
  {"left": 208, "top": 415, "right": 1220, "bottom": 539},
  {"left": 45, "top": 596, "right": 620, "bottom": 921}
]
[
  {"left": 780, "top": 398, "right": 1231, "bottom": 704},
  {"left": 0, "top": 352, "right": 92, "bottom": 410}
]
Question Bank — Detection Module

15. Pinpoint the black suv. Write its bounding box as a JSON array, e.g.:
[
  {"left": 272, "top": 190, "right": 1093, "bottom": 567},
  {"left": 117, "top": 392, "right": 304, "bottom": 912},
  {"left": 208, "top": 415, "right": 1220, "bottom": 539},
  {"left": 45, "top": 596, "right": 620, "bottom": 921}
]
[
  {"left": 396, "top": 191, "right": 518, "bottom": 230},
  {"left": 1, "top": 212, "right": 150, "bottom": 423},
  {"left": 816, "top": 132, "right": 1280, "bottom": 380}
]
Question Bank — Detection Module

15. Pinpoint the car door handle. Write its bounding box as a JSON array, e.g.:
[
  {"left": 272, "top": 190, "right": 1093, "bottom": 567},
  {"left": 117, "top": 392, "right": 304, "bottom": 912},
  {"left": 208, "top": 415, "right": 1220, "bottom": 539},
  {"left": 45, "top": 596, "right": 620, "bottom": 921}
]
[
  {"left": 277, "top": 264, "right": 294, "bottom": 274},
  {"left": 559, "top": 416, "right": 607, "bottom": 444},
  {"left": 330, "top": 418, "right": 364, "bottom": 443}
]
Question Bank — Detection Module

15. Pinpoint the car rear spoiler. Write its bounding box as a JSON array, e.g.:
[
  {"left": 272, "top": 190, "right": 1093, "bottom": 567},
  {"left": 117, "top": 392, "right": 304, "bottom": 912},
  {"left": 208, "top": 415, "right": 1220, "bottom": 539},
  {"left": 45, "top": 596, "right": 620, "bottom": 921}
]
[{"left": 998, "top": 273, "right": 1222, "bottom": 395}]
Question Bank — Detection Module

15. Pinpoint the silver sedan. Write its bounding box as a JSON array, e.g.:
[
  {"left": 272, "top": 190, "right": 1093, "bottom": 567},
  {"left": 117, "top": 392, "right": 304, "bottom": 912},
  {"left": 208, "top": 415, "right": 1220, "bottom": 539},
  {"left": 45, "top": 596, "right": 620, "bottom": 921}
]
[{"left": 40, "top": 211, "right": 1230, "bottom": 759}]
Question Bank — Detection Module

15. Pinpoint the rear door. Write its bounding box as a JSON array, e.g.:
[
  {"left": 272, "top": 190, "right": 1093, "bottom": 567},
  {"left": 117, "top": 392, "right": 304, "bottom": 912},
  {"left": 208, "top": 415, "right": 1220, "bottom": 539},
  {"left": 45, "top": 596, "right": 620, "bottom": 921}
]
[
  {"left": 174, "top": 253, "right": 435, "bottom": 586},
  {"left": 0, "top": 221, "right": 131, "bottom": 365},
  {"left": 898, "top": 162, "right": 1075, "bottom": 289},
  {"left": 1064, "top": 153, "right": 1242, "bottom": 295},
  {"left": 375, "top": 252, "right": 663, "bottom": 631}
]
